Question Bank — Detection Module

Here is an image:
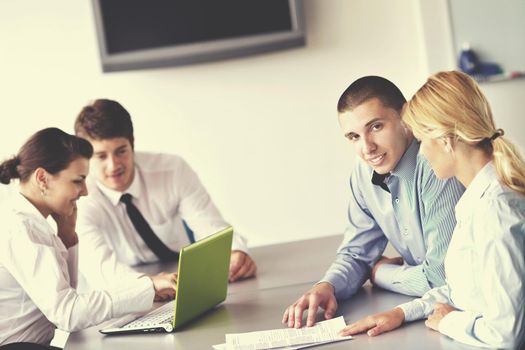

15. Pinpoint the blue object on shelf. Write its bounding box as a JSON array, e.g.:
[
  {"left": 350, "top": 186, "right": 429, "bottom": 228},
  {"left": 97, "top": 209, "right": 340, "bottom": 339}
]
[
  {"left": 459, "top": 42, "right": 479, "bottom": 74},
  {"left": 478, "top": 62, "right": 502, "bottom": 76}
]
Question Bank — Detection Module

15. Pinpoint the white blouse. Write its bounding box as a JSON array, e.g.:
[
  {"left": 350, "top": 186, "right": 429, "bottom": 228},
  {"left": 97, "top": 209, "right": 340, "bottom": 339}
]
[
  {"left": 0, "top": 193, "right": 154, "bottom": 345},
  {"left": 398, "top": 163, "right": 525, "bottom": 349}
]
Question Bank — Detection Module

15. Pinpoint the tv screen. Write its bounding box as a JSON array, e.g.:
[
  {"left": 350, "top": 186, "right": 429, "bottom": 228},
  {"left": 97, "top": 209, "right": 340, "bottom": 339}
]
[{"left": 91, "top": 0, "right": 305, "bottom": 72}]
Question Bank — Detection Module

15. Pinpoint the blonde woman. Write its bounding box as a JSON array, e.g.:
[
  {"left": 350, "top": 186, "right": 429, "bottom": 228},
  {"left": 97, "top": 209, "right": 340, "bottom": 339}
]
[
  {"left": 339, "top": 71, "right": 525, "bottom": 349},
  {"left": 0, "top": 128, "right": 177, "bottom": 346}
]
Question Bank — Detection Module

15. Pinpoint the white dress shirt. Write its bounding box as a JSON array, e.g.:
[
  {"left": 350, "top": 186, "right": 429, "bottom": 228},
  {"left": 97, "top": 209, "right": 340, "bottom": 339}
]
[
  {"left": 0, "top": 192, "right": 154, "bottom": 345},
  {"left": 398, "top": 163, "right": 525, "bottom": 349},
  {"left": 77, "top": 152, "right": 247, "bottom": 287}
]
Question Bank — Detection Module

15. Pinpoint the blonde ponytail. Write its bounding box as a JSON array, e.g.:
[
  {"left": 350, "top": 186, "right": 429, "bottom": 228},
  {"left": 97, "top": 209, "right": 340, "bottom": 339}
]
[{"left": 492, "top": 137, "right": 525, "bottom": 196}]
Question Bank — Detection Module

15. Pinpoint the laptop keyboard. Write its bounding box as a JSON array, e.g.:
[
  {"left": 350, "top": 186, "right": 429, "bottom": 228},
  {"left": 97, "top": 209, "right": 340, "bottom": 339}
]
[{"left": 123, "top": 301, "right": 175, "bottom": 328}]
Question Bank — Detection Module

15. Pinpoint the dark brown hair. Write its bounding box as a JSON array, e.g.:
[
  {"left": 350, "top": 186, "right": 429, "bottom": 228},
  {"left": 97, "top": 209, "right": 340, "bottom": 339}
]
[
  {"left": 0, "top": 127, "right": 93, "bottom": 184},
  {"left": 337, "top": 76, "right": 406, "bottom": 114},
  {"left": 74, "top": 99, "right": 135, "bottom": 148}
]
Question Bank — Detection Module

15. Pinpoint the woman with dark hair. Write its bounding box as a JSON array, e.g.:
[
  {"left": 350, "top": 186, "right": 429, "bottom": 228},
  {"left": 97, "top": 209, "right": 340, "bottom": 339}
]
[{"left": 0, "top": 128, "right": 176, "bottom": 346}]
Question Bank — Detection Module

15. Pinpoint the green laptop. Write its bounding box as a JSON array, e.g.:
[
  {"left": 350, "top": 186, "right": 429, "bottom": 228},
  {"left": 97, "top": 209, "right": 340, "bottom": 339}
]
[{"left": 100, "top": 226, "right": 233, "bottom": 335}]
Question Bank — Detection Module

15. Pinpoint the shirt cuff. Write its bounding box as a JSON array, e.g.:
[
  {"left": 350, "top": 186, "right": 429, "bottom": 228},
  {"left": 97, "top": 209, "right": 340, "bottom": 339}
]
[
  {"left": 373, "top": 263, "right": 431, "bottom": 297},
  {"left": 373, "top": 263, "right": 396, "bottom": 289},
  {"left": 314, "top": 280, "right": 335, "bottom": 290},
  {"left": 109, "top": 276, "right": 155, "bottom": 318},
  {"left": 438, "top": 310, "right": 474, "bottom": 339},
  {"left": 396, "top": 300, "right": 426, "bottom": 322},
  {"left": 231, "top": 232, "right": 249, "bottom": 253},
  {"left": 318, "top": 274, "right": 346, "bottom": 299},
  {"left": 67, "top": 245, "right": 79, "bottom": 288}
]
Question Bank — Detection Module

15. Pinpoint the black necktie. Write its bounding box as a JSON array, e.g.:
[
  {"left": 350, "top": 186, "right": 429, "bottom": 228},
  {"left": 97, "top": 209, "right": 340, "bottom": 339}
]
[
  {"left": 120, "top": 193, "right": 179, "bottom": 262},
  {"left": 371, "top": 171, "right": 391, "bottom": 193}
]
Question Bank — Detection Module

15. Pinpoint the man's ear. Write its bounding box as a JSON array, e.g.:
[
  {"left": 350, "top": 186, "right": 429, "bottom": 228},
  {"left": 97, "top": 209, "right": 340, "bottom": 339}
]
[
  {"left": 400, "top": 102, "right": 407, "bottom": 116},
  {"left": 399, "top": 103, "right": 411, "bottom": 131}
]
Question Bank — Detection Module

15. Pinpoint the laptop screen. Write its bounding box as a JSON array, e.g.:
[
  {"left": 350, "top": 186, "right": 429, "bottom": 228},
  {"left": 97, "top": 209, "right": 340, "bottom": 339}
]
[{"left": 173, "top": 227, "right": 233, "bottom": 328}]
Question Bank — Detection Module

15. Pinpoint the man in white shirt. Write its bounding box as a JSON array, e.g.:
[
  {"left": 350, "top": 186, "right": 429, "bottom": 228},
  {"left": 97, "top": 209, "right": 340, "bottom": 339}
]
[{"left": 74, "top": 99, "right": 256, "bottom": 288}]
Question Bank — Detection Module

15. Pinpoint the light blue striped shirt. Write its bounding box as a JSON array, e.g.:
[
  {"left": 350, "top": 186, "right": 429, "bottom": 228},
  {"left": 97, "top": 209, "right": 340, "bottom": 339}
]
[{"left": 321, "top": 139, "right": 465, "bottom": 299}]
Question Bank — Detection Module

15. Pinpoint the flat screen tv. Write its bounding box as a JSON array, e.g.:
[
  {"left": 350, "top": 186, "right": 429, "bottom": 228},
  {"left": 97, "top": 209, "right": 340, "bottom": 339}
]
[{"left": 91, "top": 0, "right": 305, "bottom": 72}]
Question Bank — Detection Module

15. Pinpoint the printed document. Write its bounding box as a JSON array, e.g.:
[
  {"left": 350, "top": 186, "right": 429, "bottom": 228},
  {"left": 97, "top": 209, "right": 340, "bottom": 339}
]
[{"left": 213, "top": 316, "right": 352, "bottom": 350}]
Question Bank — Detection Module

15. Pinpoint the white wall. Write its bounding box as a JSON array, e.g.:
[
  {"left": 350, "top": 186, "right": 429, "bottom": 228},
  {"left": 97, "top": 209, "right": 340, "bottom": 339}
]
[
  {"left": 419, "top": 0, "right": 525, "bottom": 152},
  {"left": 0, "top": 0, "right": 430, "bottom": 247},
  {"left": 8, "top": 0, "right": 514, "bottom": 248}
]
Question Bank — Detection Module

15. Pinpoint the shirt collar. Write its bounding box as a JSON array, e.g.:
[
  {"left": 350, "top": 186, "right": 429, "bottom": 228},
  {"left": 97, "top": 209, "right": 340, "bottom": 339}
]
[
  {"left": 455, "top": 161, "right": 496, "bottom": 218},
  {"left": 12, "top": 192, "right": 48, "bottom": 222},
  {"left": 370, "top": 138, "right": 419, "bottom": 189},
  {"left": 96, "top": 166, "right": 141, "bottom": 206},
  {"left": 8, "top": 192, "right": 61, "bottom": 241}
]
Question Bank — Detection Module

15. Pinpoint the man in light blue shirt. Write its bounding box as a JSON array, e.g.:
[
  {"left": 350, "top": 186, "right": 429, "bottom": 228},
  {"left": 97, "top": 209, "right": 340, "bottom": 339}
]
[{"left": 282, "top": 76, "right": 465, "bottom": 328}]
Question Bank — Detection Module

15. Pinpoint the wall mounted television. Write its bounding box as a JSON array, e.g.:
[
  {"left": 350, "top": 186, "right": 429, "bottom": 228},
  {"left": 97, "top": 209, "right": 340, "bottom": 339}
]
[{"left": 91, "top": 0, "right": 305, "bottom": 72}]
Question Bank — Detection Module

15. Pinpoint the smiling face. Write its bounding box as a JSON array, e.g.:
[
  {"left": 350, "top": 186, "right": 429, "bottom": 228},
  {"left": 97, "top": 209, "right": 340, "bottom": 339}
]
[
  {"left": 338, "top": 98, "right": 413, "bottom": 174},
  {"left": 88, "top": 137, "right": 135, "bottom": 192},
  {"left": 45, "top": 157, "right": 89, "bottom": 216}
]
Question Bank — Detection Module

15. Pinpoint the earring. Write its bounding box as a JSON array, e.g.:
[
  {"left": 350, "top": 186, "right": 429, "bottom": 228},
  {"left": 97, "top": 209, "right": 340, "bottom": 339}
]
[{"left": 40, "top": 188, "right": 46, "bottom": 197}]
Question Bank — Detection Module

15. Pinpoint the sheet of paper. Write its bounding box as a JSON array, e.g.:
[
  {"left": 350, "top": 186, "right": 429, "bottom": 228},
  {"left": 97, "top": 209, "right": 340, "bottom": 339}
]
[
  {"left": 222, "top": 316, "right": 352, "bottom": 350},
  {"left": 213, "top": 337, "right": 352, "bottom": 350}
]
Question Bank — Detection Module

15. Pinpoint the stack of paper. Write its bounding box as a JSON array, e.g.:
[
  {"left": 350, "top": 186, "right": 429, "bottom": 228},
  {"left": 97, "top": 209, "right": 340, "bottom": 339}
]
[{"left": 212, "top": 316, "right": 353, "bottom": 350}]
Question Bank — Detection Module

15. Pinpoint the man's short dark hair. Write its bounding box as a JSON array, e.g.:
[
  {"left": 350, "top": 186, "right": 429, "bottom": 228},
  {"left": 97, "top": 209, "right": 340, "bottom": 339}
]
[
  {"left": 337, "top": 76, "right": 406, "bottom": 114},
  {"left": 74, "top": 99, "right": 134, "bottom": 148}
]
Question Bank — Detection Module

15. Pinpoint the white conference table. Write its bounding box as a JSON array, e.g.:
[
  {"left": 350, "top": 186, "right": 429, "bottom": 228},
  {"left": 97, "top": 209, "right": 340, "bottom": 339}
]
[{"left": 65, "top": 234, "right": 484, "bottom": 350}]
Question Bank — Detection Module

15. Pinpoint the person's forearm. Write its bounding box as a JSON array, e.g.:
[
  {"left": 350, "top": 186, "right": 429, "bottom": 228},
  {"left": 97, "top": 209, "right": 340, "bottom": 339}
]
[
  {"left": 321, "top": 256, "right": 369, "bottom": 299},
  {"left": 373, "top": 263, "right": 431, "bottom": 297}
]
